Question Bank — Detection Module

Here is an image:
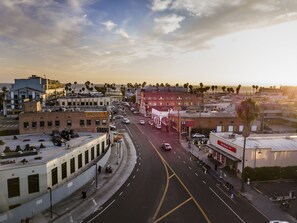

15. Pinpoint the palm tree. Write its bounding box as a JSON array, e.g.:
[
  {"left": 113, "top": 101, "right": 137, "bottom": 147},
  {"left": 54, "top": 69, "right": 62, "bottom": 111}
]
[
  {"left": 236, "top": 84, "right": 241, "bottom": 95},
  {"left": 211, "top": 85, "right": 215, "bottom": 94},
  {"left": 222, "top": 86, "right": 226, "bottom": 92},
  {"left": 236, "top": 98, "right": 260, "bottom": 192}
]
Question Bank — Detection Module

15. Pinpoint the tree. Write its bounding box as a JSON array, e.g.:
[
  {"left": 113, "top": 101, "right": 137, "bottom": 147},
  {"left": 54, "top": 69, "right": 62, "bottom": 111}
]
[
  {"left": 142, "top": 82, "right": 147, "bottom": 88},
  {"left": 236, "top": 84, "right": 241, "bottom": 95},
  {"left": 211, "top": 85, "right": 215, "bottom": 94},
  {"left": 222, "top": 86, "right": 226, "bottom": 92},
  {"left": 236, "top": 98, "right": 260, "bottom": 192}
]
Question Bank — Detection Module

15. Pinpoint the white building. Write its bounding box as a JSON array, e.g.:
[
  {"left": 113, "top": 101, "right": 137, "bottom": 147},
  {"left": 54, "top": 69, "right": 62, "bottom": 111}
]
[
  {"left": 0, "top": 132, "right": 108, "bottom": 213},
  {"left": 57, "top": 95, "right": 111, "bottom": 110},
  {"left": 207, "top": 132, "right": 297, "bottom": 174}
]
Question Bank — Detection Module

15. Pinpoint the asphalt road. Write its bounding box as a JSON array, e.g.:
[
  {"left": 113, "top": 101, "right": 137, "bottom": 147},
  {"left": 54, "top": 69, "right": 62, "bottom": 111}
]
[{"left": 83, "top": 110, "right": 269, "bottom": 223}]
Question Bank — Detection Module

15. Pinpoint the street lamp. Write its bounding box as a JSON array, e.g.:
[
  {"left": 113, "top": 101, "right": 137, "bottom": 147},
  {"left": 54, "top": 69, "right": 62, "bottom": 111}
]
[
  {"left": 47, "top": 187, "right": 53, "bottom": 219},
  {"left": 94, "top": 163, "right": 98, "bottom": 188},
  {"left": 254, "top": 147, "right": 262, "bottom": 168}
]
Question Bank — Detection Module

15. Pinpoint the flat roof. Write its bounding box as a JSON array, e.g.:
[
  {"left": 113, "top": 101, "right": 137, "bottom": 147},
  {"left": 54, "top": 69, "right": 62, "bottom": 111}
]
[
  {"left": 213, "top": 132, "right": 297, "bottom": 152},
  {"left": 0, "top": 132, "right": 105, "bottom": 170}
]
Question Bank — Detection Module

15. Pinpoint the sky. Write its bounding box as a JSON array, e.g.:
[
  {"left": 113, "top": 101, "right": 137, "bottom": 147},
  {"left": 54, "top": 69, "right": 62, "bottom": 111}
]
[{"left": 1, "top": 0, "right": 297, "bottom": 87}]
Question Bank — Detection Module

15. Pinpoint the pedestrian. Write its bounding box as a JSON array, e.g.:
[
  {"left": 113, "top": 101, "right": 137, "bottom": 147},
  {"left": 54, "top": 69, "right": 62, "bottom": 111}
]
[{"left": 98, "top": 165, "right": 102, "bottom": 174}]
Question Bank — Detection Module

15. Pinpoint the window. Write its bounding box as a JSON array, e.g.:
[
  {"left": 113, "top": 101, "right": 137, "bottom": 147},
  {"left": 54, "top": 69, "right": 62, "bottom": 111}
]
[
  {"left": 95, "top": 120, "right": 100, "bottom": 126},
  {"left": 81, "top": 102, "right": 85, "bottom": 106},
  {"left": 96, "top": 144, "right": 100, "bottom": 157},
  {"left": 32, "top": 122, "right": 37, "bottom": 128},
  {"left": 100, "top": 102, "right": 103, "bottom": 105},
  {"left": 51, "top": 167, "right": 58, "bottom": 186},
  {"left": 48, "top": 121, "right": 53, "bottom": 128},
  {"left": 101, "top": 141, "right": 105, "bottom": 153},
  {"left": 61, "top": 162, "right": 67, "bottom": 179},
  {"left": 102, "top": 119, "right": 107, "bottom": 125},
  {"left": 78, "top": 154, "right": 82, "bottom": 169},
  {"left": 40, "top": 121, "right": 45, "bottom": 127},
  {"left": 91, "top": 147, "right": 95, "bottom": 160},
  {"left": 23, "top": 122, "right": 29, "bottom": 128},
  {"left": 28, "top": 174, "right": 39, "bottom": 194},
  {"left": 86, "top": 120, "right": 91, "bottom": 126},
  {"left": 80, "top": 120, "right": 85, "bottom": 126},
  {"left": 62, "top": 102, "right": 65, "bottom": 106},
  {"left": 86, "top": 102, "right": 89, "bottom": 106},
  {"left": 67, "top": 120, "right": 72, "bottom": 127},
  {"left": 70, "top": 158, "right": 75, "bottom": 174},
  {"left": 67, "top": 102, "right": 71, "bottom": 106},
  {"left": 85, "top": 150, "right": 89, "bottom": 164},
  {"left": 7, "top": 177, "right": 20, "bottom": 198},
  {"left": 55, "top": 120, "right": 60, "bottom": 127},
  {"left": 94, "top": 102, "right": 98, "bottom": 106}
]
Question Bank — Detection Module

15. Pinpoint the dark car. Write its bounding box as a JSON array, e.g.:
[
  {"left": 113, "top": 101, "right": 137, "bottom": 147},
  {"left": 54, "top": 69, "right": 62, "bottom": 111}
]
[{"left": 161, "top": 143, "right": 172, "bottom": 151}]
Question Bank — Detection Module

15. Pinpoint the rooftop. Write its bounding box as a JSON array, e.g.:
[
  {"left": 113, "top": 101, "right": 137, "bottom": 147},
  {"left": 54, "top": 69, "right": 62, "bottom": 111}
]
[
  {"left": 214, "top": 132, "right": 297, "bottom": 152},
  {"left": 0, "top": 132, "right": 104, "bottom": 170}
]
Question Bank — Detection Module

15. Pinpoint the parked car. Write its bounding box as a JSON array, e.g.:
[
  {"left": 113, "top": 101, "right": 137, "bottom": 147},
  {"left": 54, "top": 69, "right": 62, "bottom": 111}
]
[
  {"left": 139, "top": 120, "right": 145, "bottom": 125},
  {"left": 161, "top": 143, "right": 172, "bottom": 151},
  {"left": 191, "top": 133, "right": 206, "bottom": 138},
  {"left": 110, "top": 124, "right": 116, "bottom": 130},
  {"left": 121, "top": 118, "right": 130, "bottom": 124}
]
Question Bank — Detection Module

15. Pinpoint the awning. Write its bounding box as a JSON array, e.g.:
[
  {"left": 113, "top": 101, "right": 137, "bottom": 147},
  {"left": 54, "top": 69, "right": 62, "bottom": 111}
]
[{"left": 204, "top": 144, "right": 241, "bottom": 162}]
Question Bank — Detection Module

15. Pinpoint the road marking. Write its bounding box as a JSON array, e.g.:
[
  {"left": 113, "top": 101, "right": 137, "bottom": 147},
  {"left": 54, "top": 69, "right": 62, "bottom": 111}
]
[
  {"left": 86, "top": 199, "right": 115, "bottom": 223},
  {"left": 216, "top": 184, "right": 236, "bottom": 204},
  {"left": 119, "top": 191, "right": 123, "bottom": 196},
  {"left": 138, "top": 162, "right": 141, "bottom": 166},
  {"left": 69, "top": 213, "right": 74, "bottom": 222},
  {"left": 190, "top": 156, "right": 192, "bottom": 161},
  {"left": 203, "top": 180, "right": 206, "bottom": 184},
  {"left": 92, "top": 198, "right": 97, "bottom": 206},
  {"left": 178, "top": 156, "right": 181, "bottom": 159},
  {"left": 149, "top": 141, "right": 211, "bottom": 223},
  {"left": 188, "top": 166, "right": 192, "bottom": 170},
  {"left": 136, "top": 168, "right": 139, "bottom": 172},
  {"left": 195, "top": 173, "right": 199, "bottom": 176},
  {"left": 154, "top": 197, "right": 193, "bottom": 223},
  {"left": 209, "top": 187, "right": 244, "bottom": 223},
  {"left": 133, "top": 175, "right": 135, "bottom": 179},
  {"left": 183, "top": 160, "right": 186, "bottom": 164},
  {"left": 127, "top": 183, "right": 130, "bottom": 187},
  {"left": 169, "top": 174, "right": 175, "bottom": 179}
]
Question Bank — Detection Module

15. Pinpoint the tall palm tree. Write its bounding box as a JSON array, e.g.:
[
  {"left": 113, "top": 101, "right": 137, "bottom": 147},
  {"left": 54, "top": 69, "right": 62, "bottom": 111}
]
[{"left": 236, "top": 98, "right": 260, "bottom": 192}]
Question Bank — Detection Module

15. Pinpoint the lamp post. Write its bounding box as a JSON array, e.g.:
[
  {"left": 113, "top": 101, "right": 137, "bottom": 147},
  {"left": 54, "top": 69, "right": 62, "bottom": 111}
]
[
  {"left": 47, "top": 187, "right": 53, "bottom": 219},
  {"left": 178, "top": 107, "right": 181, "bottom": 144},
  {"left": 94, "top": 163, "right": 98, "bottom": 188},
  {"left": 254, "top": 147, "right": 262, "bottom": 168}
]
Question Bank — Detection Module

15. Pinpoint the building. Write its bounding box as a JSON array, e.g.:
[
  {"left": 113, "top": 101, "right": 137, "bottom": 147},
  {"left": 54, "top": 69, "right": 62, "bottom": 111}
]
[
  {"left": 206, "top": 132, "right": 297, "bottom": 176},
  {"left": 136, "top": 86, "right": 201, "bottom": 117},
  {"left": 57, "top": 95, "right": 112, "bottom": 110},
  {"left": 0, "top": 131, "right": 109, "bottom": 213},
  {"left": 18, "top": 101, "right": 110, "bottom": 135},
  {"left": 3, "top": 75, "right": 64, "bottom": 116}
]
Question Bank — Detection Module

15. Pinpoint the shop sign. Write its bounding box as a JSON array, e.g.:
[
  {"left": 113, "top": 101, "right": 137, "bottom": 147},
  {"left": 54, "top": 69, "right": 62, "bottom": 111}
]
[{"left": 217, "top": 140, "right": 237, "bottom": 153}]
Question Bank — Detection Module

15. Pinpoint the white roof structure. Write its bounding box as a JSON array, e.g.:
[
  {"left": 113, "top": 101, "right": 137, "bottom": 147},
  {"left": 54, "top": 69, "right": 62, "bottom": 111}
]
[
  {"left": 0, "top": 132, "right": 104, "bottom": 170},
  {"left": 215, "top": 132, "right": 297, "bottom": 152}
]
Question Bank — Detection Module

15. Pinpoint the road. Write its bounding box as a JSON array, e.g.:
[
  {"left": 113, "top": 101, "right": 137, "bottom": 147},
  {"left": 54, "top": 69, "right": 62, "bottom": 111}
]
[{"left": 83, "top": 110, "right": 269, "bottom": 223}]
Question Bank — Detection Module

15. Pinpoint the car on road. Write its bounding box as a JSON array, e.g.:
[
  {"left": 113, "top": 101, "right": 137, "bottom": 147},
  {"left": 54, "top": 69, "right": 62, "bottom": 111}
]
[
  {"left": 161, "top": 143, "right": 172, "bottom": 151},
  {"left": 121, "top": 118, "right": 130, "bottom": 124},
  {"left": 191, "top": 133, "right": 206, "bottom": 138},
  {"left": 139, "top": 120, "right": 145, "bottom": 125},
  {"left": 269, "top": 221, "right": 289, "bottom": 223},
  {"left": 110, "top": 124, "right": 116, "bottom": 130}
]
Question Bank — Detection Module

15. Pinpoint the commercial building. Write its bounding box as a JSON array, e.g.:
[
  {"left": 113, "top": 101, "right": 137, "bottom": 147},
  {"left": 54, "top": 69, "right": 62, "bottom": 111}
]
[
  {"left": 0, "top": 132, "right": 109, "bottom": 213},
  {"left": 18, "top": 101, "right": 110, "bottom": 135},
  {"left": 206, "top": 132, "right": 297, "bottom": 175}
]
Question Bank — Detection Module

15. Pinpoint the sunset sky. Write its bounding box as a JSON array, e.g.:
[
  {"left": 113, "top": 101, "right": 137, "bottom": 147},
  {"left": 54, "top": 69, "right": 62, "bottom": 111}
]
[{"left": 1, "top": 0, "right": 297, "bottom": 86}]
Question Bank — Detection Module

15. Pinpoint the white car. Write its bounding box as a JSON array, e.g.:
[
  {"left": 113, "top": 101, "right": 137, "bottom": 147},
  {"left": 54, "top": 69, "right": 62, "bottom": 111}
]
[
  {"left": 191, "top": 133, "right": 206, "bottom": 138},
  {"left": 139, "top": 120, "right": 145, "bottom": 125},
  {"left": 161, "top": 143, "right": 172, "bottom": 151},
  {"left": 269, "top": 221, "right": 289, "bottom": 223},
  {"left": 121, "top": 118, "right": 130, "bottom": 124}
]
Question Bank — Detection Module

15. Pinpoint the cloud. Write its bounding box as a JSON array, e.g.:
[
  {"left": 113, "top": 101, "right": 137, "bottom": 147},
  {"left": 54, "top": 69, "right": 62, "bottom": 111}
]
[
  {"left": 154, "top": 14, "right": 185, "bottom": 34},
  {"left": 151, "top": 0, "right": 172, "bottom": 12},
  {"left": 115, "top": 29, "right": 131, "bottom": 39},
  {"left": 102, "top": 20, "right": 117, "bottom": 31}
]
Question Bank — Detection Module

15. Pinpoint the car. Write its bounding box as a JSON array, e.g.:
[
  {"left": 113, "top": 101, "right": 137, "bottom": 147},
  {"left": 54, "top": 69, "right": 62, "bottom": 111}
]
[
  {"left": 121, "top": 118, "right": 130, "bottom": 124},
  {"left": 155, "top": 124, "right": 161, "bottom": 129},
  {"left": 139, "top": 120, "right": 145, "bottom": 125},
  {"left": 161, "top": 143, "right": 172, "bottom": 151},
  {"left": 191, "top": 133, "right": 206, "bottom": 138},
  {"left": 110, "top": 124, "right": 116, "bottom": 130}
]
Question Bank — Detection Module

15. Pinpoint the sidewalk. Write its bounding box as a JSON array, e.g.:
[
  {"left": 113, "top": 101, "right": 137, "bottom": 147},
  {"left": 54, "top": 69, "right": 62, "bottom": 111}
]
[
  {"left": 180, "top": 140, "right": 296, "bottom": 223},
  {"left": 32, "top": 133, "right": 137, "bottom": 223}
]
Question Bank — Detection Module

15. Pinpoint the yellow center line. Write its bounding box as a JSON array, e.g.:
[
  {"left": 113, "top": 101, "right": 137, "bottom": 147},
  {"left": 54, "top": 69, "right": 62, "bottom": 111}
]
[
  {"left": 169, "top": 174, "right": 175, "bottom": 179},
  {"left": 154, "top": 197, "right": 193, "bottom": 223},
  {"left": 161, "top": 157, "right": 212, "bottom": 223},
  {"left": 149, "top": 140, "right": 170, "bottom": 221}
]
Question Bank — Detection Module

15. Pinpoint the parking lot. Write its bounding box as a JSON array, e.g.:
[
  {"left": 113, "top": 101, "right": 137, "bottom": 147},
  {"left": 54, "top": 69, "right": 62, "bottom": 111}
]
[{"left": 253, "top": 180, "right": 297, "bottom": 219}]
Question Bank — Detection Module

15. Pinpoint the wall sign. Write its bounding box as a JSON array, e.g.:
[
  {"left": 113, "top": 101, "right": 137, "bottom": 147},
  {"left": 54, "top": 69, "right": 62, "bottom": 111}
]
[{"left": 218, "top": 140, "right": 237, "bottom": 153}]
